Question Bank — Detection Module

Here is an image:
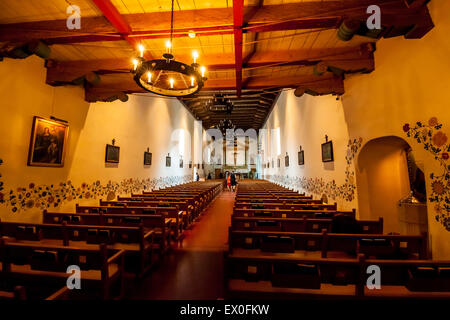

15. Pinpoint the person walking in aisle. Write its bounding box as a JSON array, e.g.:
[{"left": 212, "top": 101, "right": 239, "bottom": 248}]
[
  {"left": 230, "top": 171, "right": 237, "bottom": 192},
  {"left": 226, "top": 172, "right": 231, "bottom": 191}
]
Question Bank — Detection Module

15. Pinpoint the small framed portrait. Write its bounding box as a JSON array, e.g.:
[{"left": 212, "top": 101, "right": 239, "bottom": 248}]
[
  {"left": 180, "top": 159, "right": 183, "bottom": 168},
  {"left": 285, "top": 153, "right": 289, "bottom": 167},
  {"left": 105, "top": 144, "right": 120, "bottom": 163},
  {"left": 271, "top": 159, "right": 274, "bottom": 168},
  {"left": 144, "top": 151, "right": 152, "bottom": 165},
  {"left": 298, "top": 150, "right": 305, "bottom": 165},
  {"left": 277, "top": 158, "right": 280, "bottom": 168},
  {"left": 321, "top": 141, "right": 334, "bottom": 162},
  {"left": 27, "top": 116, "right": 69, "bottom": 167},
  {"left": 202, "top": 163, "right": 204, "bottom": 169},
  {"left": 189, "top": 161, "right": 192, "bottom": 169},
  {"left": 166, "top": 154, "right": 171, "bottom": 167}
]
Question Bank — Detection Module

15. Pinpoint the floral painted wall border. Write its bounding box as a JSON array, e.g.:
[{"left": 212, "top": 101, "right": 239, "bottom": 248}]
[
  {"left": 265, "top": 137, "right": 362, "bottom": 202},
  {"left": 0, "top": 166, "right": 193, "bottom": 213},
  {"left": 403, "top": 117, "right": 450, "bottom": 231}
]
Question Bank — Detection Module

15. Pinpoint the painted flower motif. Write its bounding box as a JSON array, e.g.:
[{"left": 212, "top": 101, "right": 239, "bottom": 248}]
[
  {"left": 67, "top": 195, "right": 73, "bottom": 202},
  {"left": 431, "top": 180, "right": 445, "bottom": 195},
  {"left": 29, "top": 183, "right": 35, "bottom": 189},
  {"left": 84, "top": 192, "right": 91, "bottom": 199},
  {"left": 81, "top": 183, "right": 87, "bottom": 189},
  {"left": 403, "top": 124, "right": 410, "bottom": 132},
  {"left": 428, "top": 117, "right": 439, "bottom": 126},
  {"left": 432, "top": 131, "right": 448, "bottom": 147},
  {"left": 47, "top": 196, "right": 55, "bottom": 204},
  {"left": 25, "top": 200, "right": 34, "bottom": 208},
  {"left": 442, "top": 153, "right": 449, "bottom": 160},
  {"left": 435, "top": 204, "right": 442, "bottom": 214}
]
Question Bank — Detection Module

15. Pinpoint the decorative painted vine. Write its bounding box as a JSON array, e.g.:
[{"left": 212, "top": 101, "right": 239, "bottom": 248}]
[
  {"left": 403, "top": 117, "right": 450, "bottom": 231},
  {"left": 266, "top": 137, "right": 362, "bottom": 202},
  {"left": 0, "top": 167, "right": 192, "bottom": 213}
]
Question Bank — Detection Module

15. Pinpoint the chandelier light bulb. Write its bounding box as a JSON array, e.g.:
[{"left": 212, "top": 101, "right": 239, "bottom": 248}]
[
  {"left": 147, "top": 71, "right": 152, "bottom": 83},
  {"left": 132, "top": 59, "right": 139, "bottom": 70},
  {"left": 191, "top": 76, "right": 194, "bottom": 87},
  {"left": 169, "top": 78, "right": 174, "bottom": 89},
  {"left": 192, "top": 50, "right": 199, "bottom": 64},
  {"left": 138, "top": 44, "right": 145, "bottom": 57},
  {"left": 200, "top": 66, "right": 206, "bottom": 78},
  {"left": 166, "top": 40, "right": 172, "bottom": 53}
]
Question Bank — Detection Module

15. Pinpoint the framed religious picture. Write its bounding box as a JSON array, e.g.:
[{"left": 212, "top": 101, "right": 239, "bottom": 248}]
[
  {"left": 180, "top": 158, "right": 183, "bottom": 168},
  {"left": 277, "top": 158, "right": 280, "bottom": 168},
  {"left": 298, "top": 150, "right": 305, "bottom": 165},
  {"left": 27, "top": 116, "right": 69, "bottom": 167},
  {"left": 189, "top": 161, "right": 192, "bottom": 169},
  {"left": 166, "top": 154, "right": 171, "bottom": 167},
  {"left": 271, "top": 159, "right": 274, "bottom": 168},
  {"left": 144, "top": 151, "right": 152, "bottom": 165},
  {"left": 105, "top": 143, "right": 120, "bottom": 163},
  {"left": 321, "top": 140, "right": 334, "bottom": 162},
  {"left": 285, "top": 153, "right": 289, "bottom": 167}
]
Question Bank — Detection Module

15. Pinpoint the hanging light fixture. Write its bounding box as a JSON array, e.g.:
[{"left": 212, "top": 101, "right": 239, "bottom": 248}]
[{"left": 131, "top": 0, "right": 207, "bottom": 97}]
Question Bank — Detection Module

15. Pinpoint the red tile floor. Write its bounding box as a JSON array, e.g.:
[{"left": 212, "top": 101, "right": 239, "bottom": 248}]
[{"left": 127, "top": 190, "right": 235, "bottom": 299}]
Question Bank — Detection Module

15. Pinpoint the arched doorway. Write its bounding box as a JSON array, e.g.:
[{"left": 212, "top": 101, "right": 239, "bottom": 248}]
[{"left": 356, "top": 136, "right": 428, "bottom": 235}]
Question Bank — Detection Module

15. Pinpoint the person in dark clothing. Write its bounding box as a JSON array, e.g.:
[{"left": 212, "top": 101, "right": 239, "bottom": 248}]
[
  {"left": 230, "top": 171, "right": 237, "bottom": 192},
  {"left": 207, "top": 172, "right": 212, "bottom": 180},
  {"left": 196, "top": 173, "right": 200, "bottom": 181}
]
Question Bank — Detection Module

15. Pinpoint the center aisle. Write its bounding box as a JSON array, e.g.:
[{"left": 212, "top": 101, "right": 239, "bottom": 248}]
[{"left": 128, "top": 189, "right": 235, "bottom": 300}]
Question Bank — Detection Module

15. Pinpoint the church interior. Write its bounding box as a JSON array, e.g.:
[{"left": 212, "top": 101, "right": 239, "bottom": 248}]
[{"left": 0, "top": 0, "right": 449, "bottom": 302}]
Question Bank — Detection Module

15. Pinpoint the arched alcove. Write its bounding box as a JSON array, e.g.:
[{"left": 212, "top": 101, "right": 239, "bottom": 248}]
[{"left": 356, "top": 136, "right": 428, "bottom": 235}]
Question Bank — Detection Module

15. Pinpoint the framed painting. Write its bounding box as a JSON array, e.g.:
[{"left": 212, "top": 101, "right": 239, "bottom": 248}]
[
  {"left": 166, "top": 154, "right": 171, "bottom": 167},
  {"left": 277, "top": 158, "right": 280, "bottom": 168},
  {"left": 27, "top": 116, "right": 69, "bottom": 167},
  {"left": 144, "top": 151, "right": 152, "bottom": 165},
  {"left": 189, "top": 161, "right": 192, "bottom": 169},
  {"left": 105, "top": 144, "right": 120, "bottom": 163},
  {"left": 180, "top": 159, "right": 183, "bottom": 168},
  {"left": 285, "top": 153, "right": 289, "bottom": 167},
  {"left": 298, "top": 150, "right": 305, "bottom": 165},
  {"left": 321, "top": 141, "right": 334, "bottom": 162}
]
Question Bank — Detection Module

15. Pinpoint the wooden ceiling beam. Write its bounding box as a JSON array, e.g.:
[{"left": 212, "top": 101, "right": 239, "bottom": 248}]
[
  {"left": 45, "top": 44, "right": 373, "bottom": 84},
  {"left": 0, "top": 0, "right": 430, "bottom": 44},
  {"left": 233, "top": 0, "right": 244, "bottom": 98}
]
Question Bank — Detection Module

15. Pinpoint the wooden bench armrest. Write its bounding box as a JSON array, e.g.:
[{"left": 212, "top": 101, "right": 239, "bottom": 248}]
[
  {"left": 45, "top": 286, "right": 70, "bottom": 300},
  {"left": 144, "top": 229, "right": 155, "bottom": 241},
  {"left": 107, "top": 249, "right": 126, "bottom": 264}
]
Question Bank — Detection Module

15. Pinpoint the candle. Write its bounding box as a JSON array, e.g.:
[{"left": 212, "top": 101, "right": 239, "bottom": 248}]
[
  {"left": 147, "top": 71, "right": 152, "bottom": 83},
  {"left": 169, "top": 78, "right": 174, "bottom": 89},
  {"left": 132, "top": 59, "right": 138, "bottom": 70},
  {"left": 192, "top": 50, "right": 199, "bottom": 64},
  {"left": 138, "top": 44, "right": 145, "bottom": 58},
  {"left": 191, "top": 76, "right": 194, "bottom": 87},
  {"left": 200, "top": 66, "right": 206, "bottom": 78},
  {"left": 166, "top": 40, "right": 172, "bottom": 54}
]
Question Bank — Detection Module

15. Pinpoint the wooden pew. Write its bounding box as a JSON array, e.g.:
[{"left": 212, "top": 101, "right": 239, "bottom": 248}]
[
  {"left": 43, "top": 210, "right": 171, "bottom": 257},
  {"left": 228, "top": 229, "right": 428, "bottom": 259},
  {"left": 76, "top": 204, "right": 183, "bottom": 240},
  {"left": 225, "top": 253, "right": 450, "bottom": 299},
  {"left": 0, "top": 239, "right": 125, "bottom": 299},
  {"left": 231, "top": 216, "right": 383, "bottom": 234},
  {"left": 101, "top": 199, "right": 194, "bottom": 228},
  {"left": 234, "top": 202, "right": 337, "bottom": 211},
  {"left": 233, "top": 207, "right": 356, "bottom": 219},
  {"left": 0, "top": 221, "right": 154, "bottom": 278}
]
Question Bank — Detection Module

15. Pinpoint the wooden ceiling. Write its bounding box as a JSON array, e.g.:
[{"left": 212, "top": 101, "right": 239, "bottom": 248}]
[{"left": 0, "top": 0, "right": 434, "bottom": 130}]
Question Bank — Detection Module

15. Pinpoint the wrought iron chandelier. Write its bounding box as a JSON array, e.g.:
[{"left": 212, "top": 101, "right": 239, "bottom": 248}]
[
  {"left": 216, "top": 119, "right": 236, "bottom": 134},
  {"left": 206, "top": 94, "right": 233, "bottom": 114},
  {"left": 131, "top": 0, "right": 207, "bottom": 97}
]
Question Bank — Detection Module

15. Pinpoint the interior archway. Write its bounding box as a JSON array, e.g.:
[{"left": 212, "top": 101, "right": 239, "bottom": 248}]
[{"left": 356, "top": 136, "right": 428, "bottom": 235}]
